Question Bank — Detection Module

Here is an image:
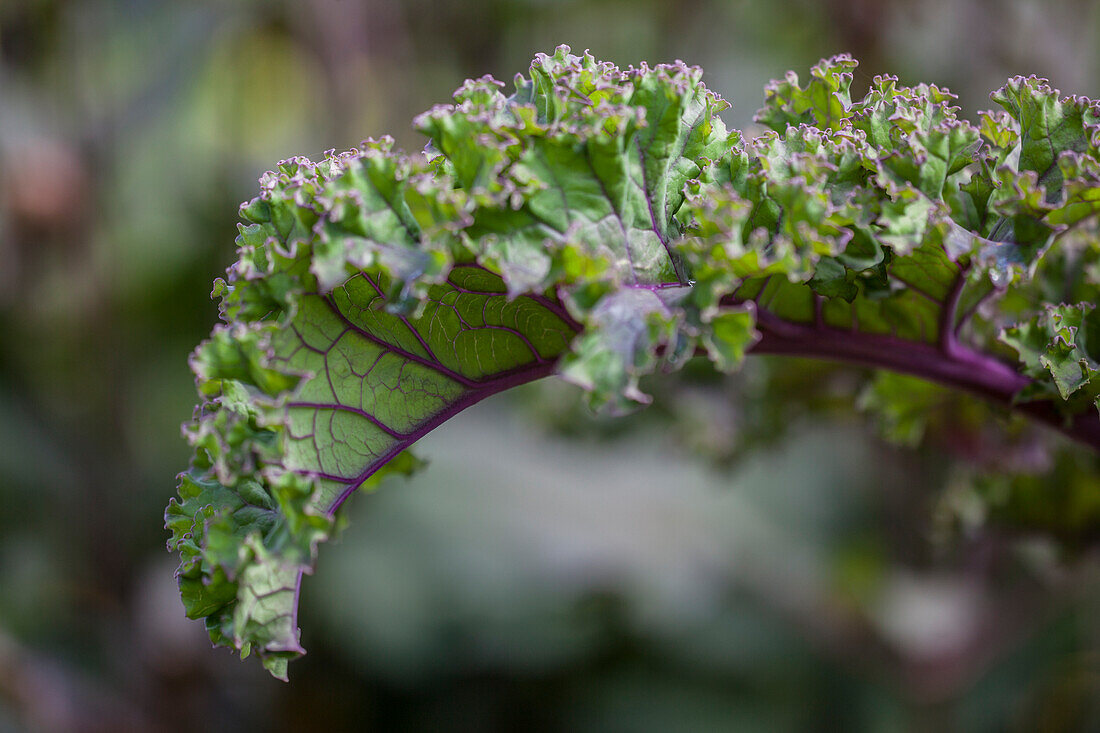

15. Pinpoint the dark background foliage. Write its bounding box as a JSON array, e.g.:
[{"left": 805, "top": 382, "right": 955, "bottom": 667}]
[{"left": 1, "top": 1, "right": 1099, "bottom": 730}]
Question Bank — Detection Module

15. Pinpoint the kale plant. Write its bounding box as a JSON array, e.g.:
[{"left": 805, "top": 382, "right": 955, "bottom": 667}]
[{"left": 167, "top": 47, "right": 1100, "bottom": 678}]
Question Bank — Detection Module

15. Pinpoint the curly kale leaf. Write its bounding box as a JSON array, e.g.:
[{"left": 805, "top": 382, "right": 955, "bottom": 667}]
[{"left": 168, "top": 48, "right": 1100, "bottom": 678}]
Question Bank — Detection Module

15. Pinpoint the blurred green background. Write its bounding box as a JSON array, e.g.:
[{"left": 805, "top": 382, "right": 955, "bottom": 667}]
[{"left": 2, "top": 1, "right": 1100, "bottom": 730}]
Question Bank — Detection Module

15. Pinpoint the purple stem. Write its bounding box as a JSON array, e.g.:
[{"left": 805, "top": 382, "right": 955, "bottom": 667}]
[
  {"left": 743, "top": 304, "right": 1100, "bottom": 451},
  {"left": 324, "top": 288, "right": 1100, "bottom": 507}
]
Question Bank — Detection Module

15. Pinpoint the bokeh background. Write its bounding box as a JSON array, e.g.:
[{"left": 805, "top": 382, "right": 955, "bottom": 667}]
[{"left": 2, "top": 1, "right": 1100, "bottom": 730}]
